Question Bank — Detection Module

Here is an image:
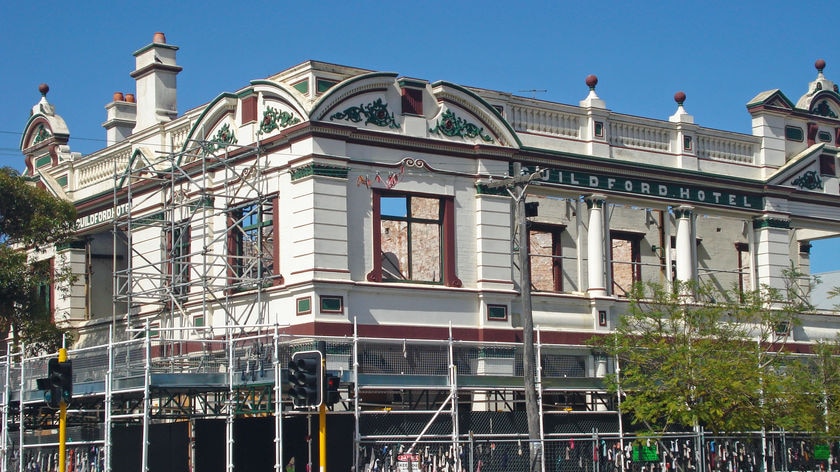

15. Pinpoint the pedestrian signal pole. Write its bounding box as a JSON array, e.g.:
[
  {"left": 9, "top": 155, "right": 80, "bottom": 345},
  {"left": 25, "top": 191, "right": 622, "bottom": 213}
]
[
  {"left": 317, "top": 341, "right": 327, "bottom": 472},
  {"left": 36, "top": 349, "right": 73, "bottom": 472},
  {"left": 56, "top": 348, "right": 70, "bottom": 472}
]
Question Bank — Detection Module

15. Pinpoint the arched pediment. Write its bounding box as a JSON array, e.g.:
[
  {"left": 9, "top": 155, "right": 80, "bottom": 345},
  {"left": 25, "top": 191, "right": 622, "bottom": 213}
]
[
  {"left": 182, "top": 94, "right": 237, "bottom": 145},
  {"left": 20, "top": 113, "right": 69, "bottom": 151},
  {"left": 310, "top": 72, "right": 401, "bottom": 126},
  {"left": 249, "top": 80, "right": 308, "bottom": 137},
  {"left": 806, "top": 91, "right": 840, "bottom": 119},
  {"left": 429, "top": 81, "right": 520, "bottom": 148}
]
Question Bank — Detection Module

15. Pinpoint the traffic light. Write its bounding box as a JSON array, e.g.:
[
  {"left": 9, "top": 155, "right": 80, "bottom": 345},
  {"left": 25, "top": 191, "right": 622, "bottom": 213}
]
[
  {"left": 325, "top": 375, "right": 340, "bottom": 409},
  {"left": 39, "top": 357, "right": 72, "bottom": 408},
  {"left": 287, "top": 351, "right": 322, "bottom": 408}
]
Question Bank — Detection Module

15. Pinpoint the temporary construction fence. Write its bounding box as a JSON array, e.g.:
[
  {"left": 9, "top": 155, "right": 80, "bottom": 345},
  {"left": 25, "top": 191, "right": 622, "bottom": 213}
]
[
  {"left": 0, "top": 324, "right": 836, "bottom": 472},
  {"left": 357, "top": 432, "right": 840, "bottom": 472}
]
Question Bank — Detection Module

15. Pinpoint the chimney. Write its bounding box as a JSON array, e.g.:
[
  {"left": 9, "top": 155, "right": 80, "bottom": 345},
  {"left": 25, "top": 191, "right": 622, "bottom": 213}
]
[
  {"left": 130, "top": 32, "right": 182, "bottom": 132},
  {"left": 103, "top": 92, "right": 137, "bottom": 145}
]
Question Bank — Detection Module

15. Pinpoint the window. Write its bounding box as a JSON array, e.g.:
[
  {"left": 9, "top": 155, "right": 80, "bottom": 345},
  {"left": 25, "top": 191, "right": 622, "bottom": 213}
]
[
  {"left": 736, "top": 242, "right": 751, "bottom": 297},
  {"left": 165, "top": 220, "right": 190, "bottom": 299},
  {"left": 368, "top": 190, "right": 461, "bottom": 287},
  {"left": 529, "top": 224, "right": 563, "bottom": 292},
  {"left": 487, "top": 304, "right": 508, "bottom": 321},
  {"left": 228, "top": 198, "right": 278, "bottom": 287},
  {"left": 30, "top": 259, "right": 53, "bottom": 321},
  {"left": 320, "top": 295, "right": 343, "bottom": 314},
  {"left": 610, "top": 231, "right": 641, "bottom": 297},
  {"left": 820, "top": 154, "right": 836, "bottom": 176}
]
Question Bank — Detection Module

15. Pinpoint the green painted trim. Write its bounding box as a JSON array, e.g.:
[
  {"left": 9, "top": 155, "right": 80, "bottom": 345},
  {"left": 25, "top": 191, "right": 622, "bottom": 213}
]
[
  {"left": 133, "top": 211, "right": 165, "bottom": 227},
  {"left": 179, "top": 92, "right": 238, "bottom": 154},
  {"left": 290, "top": 163, "right": 349, "bottom": 181},
  {"left": 517, "top": 144, "right": 768, "bottom": 187},
  {"left": 292, "top": 80, "right": 309, "bottom": 94},
  {"left": 430, "top": 109, "right": 494, "bottom": 143},
  {"left": 475, "top": 184, "right": 507, "bottom": 196},
  {"left": 56, "top": 240, "right": 86, "bottom": 251},
  {"left": 746, "top": 89, "right": 795, "bottom": 109},
  {"left": 785, "top": 126, "right": 804, "bottom": 142},
  {"left": 316, "top": 78, "right": 337, "bottom": 94},
  {"left": 236, "top": 89, "right": 255, "bottom": 99},
  {"left": 486, "top": 305, "right": 508, "bottom": 320},
  {"left": 431, "top": 80, "right": 522, "bottom": 148},
  {"left": 33, "top": 124, "right": 52, "bottom": 145},
  {"left": 258, "top": 106, "right": 301, "bottom": 135},
  {"left": 791, "top": 170, "right": 823, "bottom": 190},
  {"left": 56, "top": 175, "right": 67, "bottom": 186},
  {"left": 813, "top": 100, "right": 838, "bottom": 118},
  {"left": 296, "top": 297, "right": 311, "bottom": 315},
  {"left": 248, "top": 80, "right": 308, "bottom": 111},
  {"left": 329, "top": 98, "right": 400, "bottom": 129},
  {"left": 201, "top": 123, "right": 237, "bottom": 154},
  {"left": 35, "top": 154, "right": 52, "bottom": 168},
  {"left": 398, "top": 79, "right": 428, "bottom": 89},
  {"left": 753, "top": 218, "right": 790, "bottom": 229},
  {"left": 673, "top": 207, "right": 694, "bottom": 219},
  {"left": 310, "top": 72, "right": 399, "bottom": 119},
  {"left": 320, "top": 295, "right": 343, "bottom": 313},
  {"left": 477, "top": 347, "right": 515, "bottom": 358}
]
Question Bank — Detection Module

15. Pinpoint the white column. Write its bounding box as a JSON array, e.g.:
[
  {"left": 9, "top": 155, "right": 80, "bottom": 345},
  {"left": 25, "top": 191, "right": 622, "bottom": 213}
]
[
  {"left": 586, "top": 194, "right": 608, "bottom": 297},
  {"left": 675, "top": 205, "right": 695, "bottom": 284},
  {"left": 753, "top": 216, "right": 792, "bottom": 292}
]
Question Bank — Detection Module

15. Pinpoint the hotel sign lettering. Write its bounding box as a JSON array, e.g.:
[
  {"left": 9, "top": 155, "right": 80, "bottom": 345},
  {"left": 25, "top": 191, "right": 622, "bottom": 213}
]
[
  {"left": 536, "top": 168, "right": 763, "bottom": 210},
  {"left": 76, "top": 203, "right": 130, "bottom": 230}
]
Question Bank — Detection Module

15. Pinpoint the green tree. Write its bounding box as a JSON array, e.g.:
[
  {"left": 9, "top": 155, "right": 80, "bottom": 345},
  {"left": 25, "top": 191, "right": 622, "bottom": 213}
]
[
  {"left": 0, "top": 167, "right": 77, "bottom": 354},
  {"left": 591, "top": 279, "right": 805, "bottom": 434},
  {"left": 776, "top": 336, "right": 840, "bottom": 436}
]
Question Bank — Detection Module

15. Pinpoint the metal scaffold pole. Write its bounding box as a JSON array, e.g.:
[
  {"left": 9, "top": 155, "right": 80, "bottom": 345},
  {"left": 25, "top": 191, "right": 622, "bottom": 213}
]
[
  {"left": 1, "top": 347, "right": 10, "bottom": 472},
  {"left": 273, "top": 325, "right": 282, "bottom": 472}
]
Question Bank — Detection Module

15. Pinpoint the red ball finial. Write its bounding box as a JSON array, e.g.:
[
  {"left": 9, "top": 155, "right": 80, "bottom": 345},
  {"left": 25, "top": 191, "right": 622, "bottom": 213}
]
[
  {"left": 816, "top": 58, "right": 826, "bottom": 73},
  {"left": 674, "top": 91, "right": 686, "bottom": 105},
  {"left": 585, "top": 74, "right": 598, "bottom": 90},
  {"left": 38, "top": 83, "right": 49, "bottom": 97}
]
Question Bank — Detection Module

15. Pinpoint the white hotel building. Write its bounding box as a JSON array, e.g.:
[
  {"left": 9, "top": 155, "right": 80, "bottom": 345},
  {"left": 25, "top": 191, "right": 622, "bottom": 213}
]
[{"left": 11, "top": 32, "right": 840, "bottom": 471}]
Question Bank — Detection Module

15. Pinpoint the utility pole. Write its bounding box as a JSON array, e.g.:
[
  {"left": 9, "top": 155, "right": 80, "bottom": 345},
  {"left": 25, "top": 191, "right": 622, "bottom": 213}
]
[{"left": 485, "top": 162, "right": 544, "bottom": 471}]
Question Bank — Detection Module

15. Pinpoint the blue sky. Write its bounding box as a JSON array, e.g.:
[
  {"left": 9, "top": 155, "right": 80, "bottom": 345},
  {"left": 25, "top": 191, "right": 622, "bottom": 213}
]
[{"left": 2, "top": 1, "right": 840, "bottom": 271}]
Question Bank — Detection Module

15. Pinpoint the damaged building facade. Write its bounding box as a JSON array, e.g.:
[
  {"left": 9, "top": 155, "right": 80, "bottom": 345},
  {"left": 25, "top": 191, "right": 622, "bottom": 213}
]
[{"left": 9, "top": 33, "right": 840, "bottom": 471}]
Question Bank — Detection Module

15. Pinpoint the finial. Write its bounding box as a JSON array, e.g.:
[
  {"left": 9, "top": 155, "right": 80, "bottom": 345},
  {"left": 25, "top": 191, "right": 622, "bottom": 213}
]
[
  {"left": 38, "top": 83, "right": 49, "bottom": 98},
  {"left": 585, "top": 74, "right": 598, "bottom": 91},
  {"left": 674, "top": 91, "right": 686, "bottom": 106},
  {"left": 816, "top": 58, "right": 826, "bottom": 74}
]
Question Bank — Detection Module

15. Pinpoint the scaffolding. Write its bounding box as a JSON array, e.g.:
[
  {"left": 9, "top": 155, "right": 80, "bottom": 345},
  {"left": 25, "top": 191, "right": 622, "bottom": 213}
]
[
  {"left": 111, "top": 139, "right": 278, "bottom": 336},
  {"left": 5, "top": 322, "right": 619, "bottom": 472},
  {"left": 4, "top": 141, "right": 636, "bottom": 471}
]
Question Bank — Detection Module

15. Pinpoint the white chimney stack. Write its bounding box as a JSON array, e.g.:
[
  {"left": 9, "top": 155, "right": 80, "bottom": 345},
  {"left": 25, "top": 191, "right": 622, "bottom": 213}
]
[{"left": 131, "top": 32, "right": 182, "bottom": 133}]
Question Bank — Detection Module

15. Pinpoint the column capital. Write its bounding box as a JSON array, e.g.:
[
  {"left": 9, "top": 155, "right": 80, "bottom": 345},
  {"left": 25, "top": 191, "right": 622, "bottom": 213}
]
[
  {"left": 585, "top": 194, "right": 607, "bottom": 209},
  {"left": 674, "top": 205, "right": 694, "bottom": 219},
  {"left": 752, "top": 216, "right": 791, "bottom": 230}
]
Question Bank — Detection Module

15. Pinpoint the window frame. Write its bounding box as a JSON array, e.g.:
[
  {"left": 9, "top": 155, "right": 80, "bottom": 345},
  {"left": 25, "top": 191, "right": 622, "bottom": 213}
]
[
  {"left": 226, "top": 196, "right": 281, "bottom": 289},
  {"left": 528, "top": 223, "right": 565, "bottom": 292},
  {"left": 367, "top": 189, "right": 461, "bottom": 287},
  {"left": 610, "top": 230, "right": 642, "bottom": 297},
  {"left": 165, "top": 219, "right": 191, "bottom": 300}
]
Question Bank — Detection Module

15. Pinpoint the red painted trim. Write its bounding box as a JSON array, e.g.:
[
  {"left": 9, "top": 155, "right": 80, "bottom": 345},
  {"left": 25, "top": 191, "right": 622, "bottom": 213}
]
[
  {"left": 367, "top": 189, "right": 383, "bottom": 282},
  {"left": 442, "top": 197, "right": 461, "bottom": 287},
  {"left": 808, "top": 122, "right": 819, "bottom": 146},
  {"left": 271, "top": 195, "right": 283, "bottom": 286}
]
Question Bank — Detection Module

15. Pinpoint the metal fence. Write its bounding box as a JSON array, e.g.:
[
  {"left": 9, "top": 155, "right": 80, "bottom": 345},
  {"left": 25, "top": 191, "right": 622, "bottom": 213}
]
[{"left": 358, "top": 432, "right": 840, "bottom": 472}]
